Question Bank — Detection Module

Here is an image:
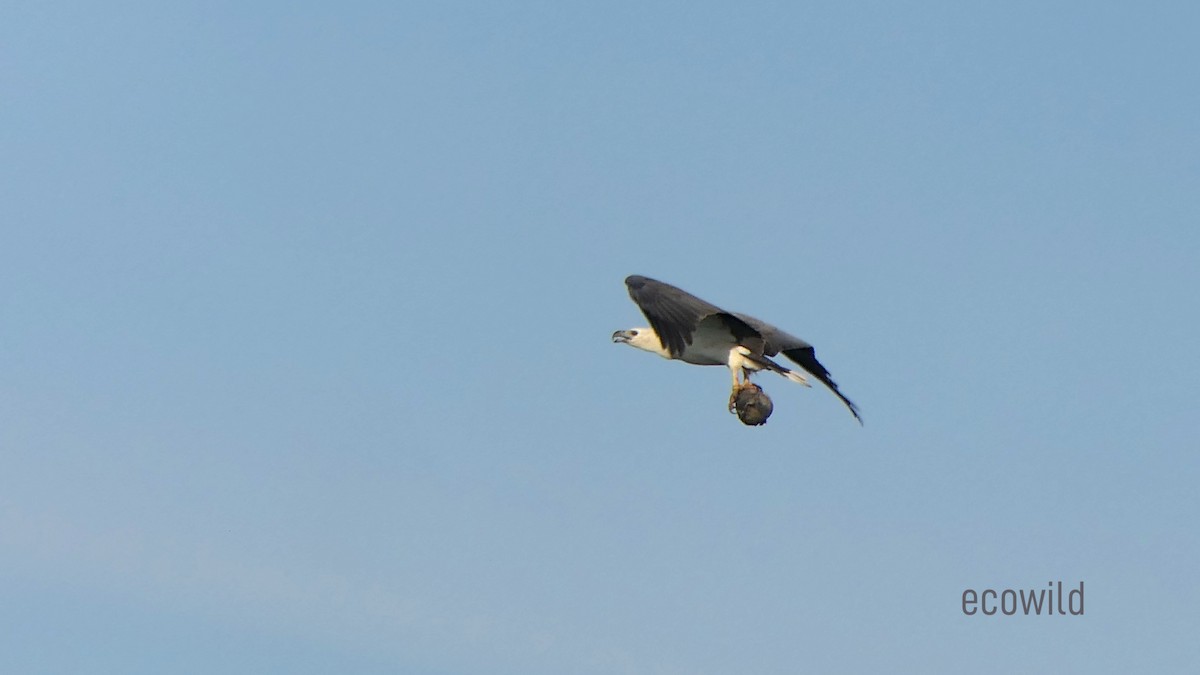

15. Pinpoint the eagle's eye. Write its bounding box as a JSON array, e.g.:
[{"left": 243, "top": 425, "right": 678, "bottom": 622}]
[{"left": 630, "top": 330, "right": 639, "bottom": 336}]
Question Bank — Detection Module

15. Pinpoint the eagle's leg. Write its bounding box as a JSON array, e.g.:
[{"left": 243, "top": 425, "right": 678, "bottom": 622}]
[
  {"left": 728, "top": 368, "right": 754, "bottom": 413},
  {"left": 728, "top": 367, "right": 744, "bottom": 413}
]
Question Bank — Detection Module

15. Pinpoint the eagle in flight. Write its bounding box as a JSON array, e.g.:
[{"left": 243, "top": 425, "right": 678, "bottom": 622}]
[{"left": 612, "top": 275, "right": 861, "bottom": 423}]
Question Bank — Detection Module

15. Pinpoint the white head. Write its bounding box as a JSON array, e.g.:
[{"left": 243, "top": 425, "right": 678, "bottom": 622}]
[{"left": 611, "top": 327, "right": 670, "bottom": 358}]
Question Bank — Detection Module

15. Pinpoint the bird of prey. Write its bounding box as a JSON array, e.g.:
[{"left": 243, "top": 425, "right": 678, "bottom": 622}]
[{"left": 612, "top": 275, "right": 861, "bottom": 423}]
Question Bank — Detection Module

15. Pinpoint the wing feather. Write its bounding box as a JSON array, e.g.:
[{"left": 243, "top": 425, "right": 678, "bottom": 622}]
[{"left": 625, "top": 275, "right": 762, "bottom": 358}]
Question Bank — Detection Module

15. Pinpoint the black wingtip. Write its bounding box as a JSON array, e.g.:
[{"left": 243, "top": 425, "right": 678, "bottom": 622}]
[
  {"left": 784, "top": 346, "right": 863, "bottom": 425},
  {"left": 836, "top": 391, "right": 864, "bottom": 426},
  {"left": 849, "top": 403, "right": 864, "bottom": 426}
]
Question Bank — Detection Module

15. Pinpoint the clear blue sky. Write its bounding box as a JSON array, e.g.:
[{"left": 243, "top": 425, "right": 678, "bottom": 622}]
[{"left": 2, "top": 2, "right": 1198, "bottom": 673}]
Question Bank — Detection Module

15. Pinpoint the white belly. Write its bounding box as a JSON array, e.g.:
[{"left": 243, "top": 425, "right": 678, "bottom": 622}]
[{"left": 679, "top": 330, "right": 737, "bottom": 366}]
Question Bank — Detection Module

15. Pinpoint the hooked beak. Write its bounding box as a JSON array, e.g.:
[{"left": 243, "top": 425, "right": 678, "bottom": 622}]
[{"left": 612, "top": 329, "right": 633, "bottom": 344}]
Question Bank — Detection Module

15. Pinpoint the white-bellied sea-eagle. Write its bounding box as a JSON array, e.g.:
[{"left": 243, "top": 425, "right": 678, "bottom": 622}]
[{"left": 612, "top": 274, "right": 861, "bottom": 423}]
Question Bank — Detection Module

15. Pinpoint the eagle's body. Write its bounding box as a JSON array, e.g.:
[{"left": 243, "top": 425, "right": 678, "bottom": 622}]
[
  {"left": 614, "top": 319, "right": 808, "bottom": 385},
  {"left": 612, "top": 275, "right": 861, "bottom": 423}
]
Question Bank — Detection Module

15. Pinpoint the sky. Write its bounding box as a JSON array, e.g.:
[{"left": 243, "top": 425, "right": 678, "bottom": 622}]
[{"left": 2, "top": 2, "right": 1198, "bottom": 673}]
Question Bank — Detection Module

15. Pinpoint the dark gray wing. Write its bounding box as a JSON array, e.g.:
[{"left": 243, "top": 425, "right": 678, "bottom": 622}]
[
  {"left": 734, "top": 312, "right": 863, "bottom": 424},
  {"left": 625, "top": 275, "right": 763, "bottom": 358}
]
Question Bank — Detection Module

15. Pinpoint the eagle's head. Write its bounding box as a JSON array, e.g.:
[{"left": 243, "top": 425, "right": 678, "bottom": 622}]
[{"left": 611, "top": 328, "right": 669, "bottom": 357}]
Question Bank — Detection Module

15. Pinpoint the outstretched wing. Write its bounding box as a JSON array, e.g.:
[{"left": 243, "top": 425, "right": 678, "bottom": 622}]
[
  {"left": 625, "top": 275, "right": 762, "bottom": 358},
  {"left": 734, "top": 312, "right": 863, "bottom": 424}
]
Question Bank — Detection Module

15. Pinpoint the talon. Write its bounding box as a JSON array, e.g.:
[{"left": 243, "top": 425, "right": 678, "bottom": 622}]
[{"left": 729, "top": 380, "right": 758, "bottom": 413}]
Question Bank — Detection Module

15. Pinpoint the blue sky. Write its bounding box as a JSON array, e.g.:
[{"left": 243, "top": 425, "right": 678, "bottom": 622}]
[{"left": 2, "top": 2, "right": 1198, "bottom": 673}]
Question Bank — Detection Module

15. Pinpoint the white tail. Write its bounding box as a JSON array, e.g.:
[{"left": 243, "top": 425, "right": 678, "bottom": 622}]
[{"left": 783, "top": 368, "right": 812, "bottom": 387}]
